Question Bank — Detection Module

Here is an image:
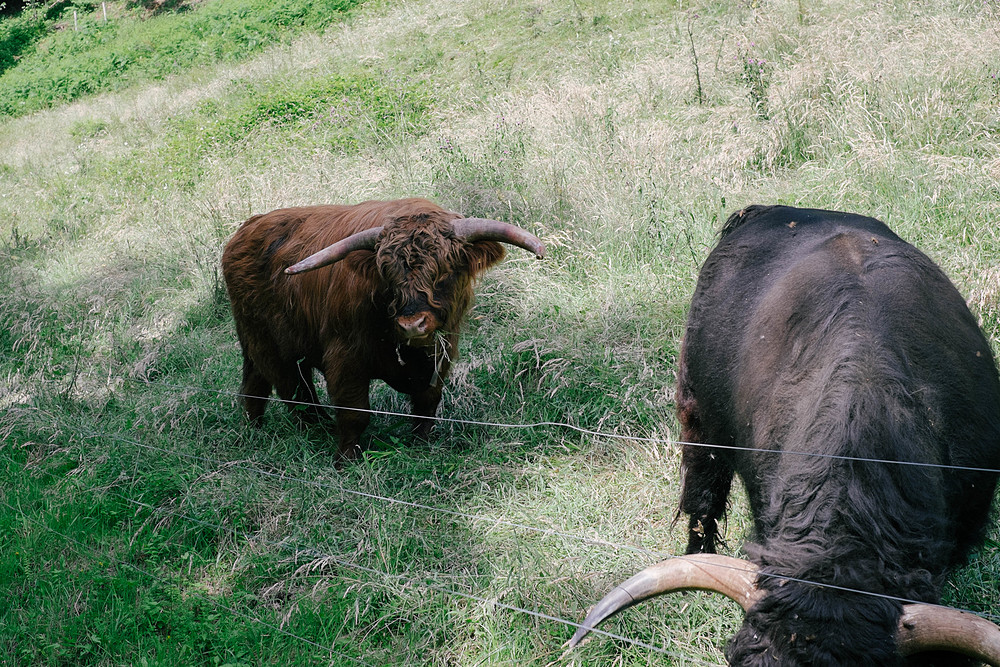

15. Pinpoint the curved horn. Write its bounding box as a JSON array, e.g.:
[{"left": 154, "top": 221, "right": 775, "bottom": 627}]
[
  {"left": 451, "top": 218, "right": 545, "bottom": 259},
  {"left": 566, "top": 557, "right": 1000, "bottom": 665},
  {"left": 565, "top": 554, "right": 761, "bottom": 649},
  {"left": 284, "top": 227, "right": 383, "bottom": 275},
  {"left": 897, "top": 604, "right": 1000, "bottom": 665}
]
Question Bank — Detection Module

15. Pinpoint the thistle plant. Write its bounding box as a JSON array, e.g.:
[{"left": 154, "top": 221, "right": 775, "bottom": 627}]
[{"left": 736, "top": 40, "right": 770, "bottom": 119}]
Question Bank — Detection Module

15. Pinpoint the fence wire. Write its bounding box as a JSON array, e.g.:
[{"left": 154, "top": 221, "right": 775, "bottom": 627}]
[
  {"left": 43, "top": 428, "right": 1000, "bottom": 624},
  {"left": 0, "top": 450, "right": 716, "bottom": 665},
  {"left": 2, "top": 357, "right": 1000, "bottom": 664},
  {"left": 142, "top": 376, "right": 1000, "bottom": 476},
  {"left": 4, "top": 417, "right": 999, "bottom": 639}
]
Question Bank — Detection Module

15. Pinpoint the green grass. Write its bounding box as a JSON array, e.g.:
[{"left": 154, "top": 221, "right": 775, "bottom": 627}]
[
  {"left": 1, "top": 0, "right": 1000, "bottom": 665},
  {"left": 0, "top": 0, "right": 365, "bottom": 118}
]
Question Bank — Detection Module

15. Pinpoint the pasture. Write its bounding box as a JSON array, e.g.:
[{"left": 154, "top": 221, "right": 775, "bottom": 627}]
[{"left": 1, "top": 0, "right": 999, "bottom": 664}]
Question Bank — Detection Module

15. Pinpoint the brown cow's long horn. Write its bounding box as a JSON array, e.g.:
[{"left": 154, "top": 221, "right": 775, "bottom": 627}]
[
  {"left": 451, "top": 218, "right": 545, "bottom": 259},
  {"left": 897, "top": 604, "right": 1000, "bottom": 665},
  {"left": 284, "top": 227, "right": 383, "bottom": 275},
  {"left": 564, "top": 554, "right": 761, "bottom": 649}
]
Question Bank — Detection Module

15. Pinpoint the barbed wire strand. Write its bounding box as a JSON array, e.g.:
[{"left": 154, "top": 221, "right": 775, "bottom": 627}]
[
  {"left": 3, "top": 353, "right": 997, "bottom": 474},
  {"left": 5, "top": 366, "right": 1000, "bottom": 643},
  {"left": 121, "top": 495, "right": 720, "bottom": 665},
  {"left": 139, "top": 377, "right": 1000, "bottom": 475},
  {"left": 0, "top": 453, "right": 717, "bottom": 664},
  {"left": 8, "top": 446, "right": 1000, "bottom": 667},
  {"left": 120, "top": 491, "right": 1000, "bottom": 627},
  {"left": 81, "top": 429, "right": 663, "bottom": 558},
  {"left": 4, "top": 337, "right": 1000, "bottom": 475},
  {"left": 0, "top": 496, "right": 374, "bottom": 667},
  {"left": 8, "top": 436, "right": 999, "bottom": 626}
]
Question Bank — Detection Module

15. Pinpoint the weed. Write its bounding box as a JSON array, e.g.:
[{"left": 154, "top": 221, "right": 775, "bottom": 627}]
[
  {"left": 687, "top": 12, "right": 704, "bottom": 105},
  {"left": 736, "top": 39, "right": 770, "bottom": 118}
]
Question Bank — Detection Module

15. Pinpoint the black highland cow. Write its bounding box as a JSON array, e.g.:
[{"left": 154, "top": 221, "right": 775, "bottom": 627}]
[{"left": 567, "top": 205, "right": 1000, "bottom": 665}]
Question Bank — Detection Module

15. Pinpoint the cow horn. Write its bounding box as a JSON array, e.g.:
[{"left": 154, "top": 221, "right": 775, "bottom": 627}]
[
  {"left": 451, "top": 218, "right": 545, "bottom": 259},
  {"left": 284, "top": 227, "right": 383, "bottom": 275},
  {"left": 564, "top": 554, "right": 761, "bottom": 649},
  {"left": 565, "top": 556, "right": 1000, "bottom": 666},
  {"left": 897, "top": 603, "right": 1000, "bottom": 665}
]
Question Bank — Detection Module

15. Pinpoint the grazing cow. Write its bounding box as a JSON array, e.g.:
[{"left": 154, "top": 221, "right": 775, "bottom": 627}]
[
  {"left": 221, "top": 197, "right": 544, "bottom": 460},
  {"left": 567, "top": 205, "right": 1000, "bottom": 665}
]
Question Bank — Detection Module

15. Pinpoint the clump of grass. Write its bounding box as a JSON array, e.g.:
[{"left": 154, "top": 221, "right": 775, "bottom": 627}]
[{"left": 159, "top": 72, "right": 431, "bottom": 187}]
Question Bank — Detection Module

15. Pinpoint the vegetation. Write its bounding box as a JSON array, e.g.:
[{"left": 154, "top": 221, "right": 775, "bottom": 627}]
[
  {"left": 1, "top": 0, "right": 999, "bottom": 665},
  {"left": 0, "top": 0, "right": 363, "bottom": 117}
]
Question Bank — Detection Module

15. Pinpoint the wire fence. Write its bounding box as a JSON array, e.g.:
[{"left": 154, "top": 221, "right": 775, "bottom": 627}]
[
  {"left": 2, "top": 359, "right": 1000, "bottom": 665},
  {"left": 143, "top": 376, "right": 1000, "bottom": 475},
  {"left": 0, "top": 494, "right": 378, "bottom": 667},
  {"left": 0, "top": 448, "right": 713, "bottom": 665},
  {"left": 4, "top": 347, "right": 1000, "bottom": 474}
]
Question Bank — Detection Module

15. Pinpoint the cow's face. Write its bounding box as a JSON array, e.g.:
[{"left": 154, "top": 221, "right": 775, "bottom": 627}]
[
  {"left": 725, "top": 581, "right": 903, "bottom": 667},
  {"left": 375, "top": 213, "right": 504, "bottom": 346}
]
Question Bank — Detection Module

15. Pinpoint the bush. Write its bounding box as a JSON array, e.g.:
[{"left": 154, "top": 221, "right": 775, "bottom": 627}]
[{"left": 0, "top": 11, "right": 46, "bottom": 77}]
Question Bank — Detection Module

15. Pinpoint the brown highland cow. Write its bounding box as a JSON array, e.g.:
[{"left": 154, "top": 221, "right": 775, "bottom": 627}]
[{"left": 221, "top": 198, "right": 544, "bottom": 460}]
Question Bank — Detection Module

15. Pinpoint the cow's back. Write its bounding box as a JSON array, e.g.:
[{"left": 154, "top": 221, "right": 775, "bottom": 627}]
[
  {"left": 221, "top": 198, "right": 453, "bottom": 352},
  {"left": 681, "top": 204, "right": 1000, "bottom": 563}
]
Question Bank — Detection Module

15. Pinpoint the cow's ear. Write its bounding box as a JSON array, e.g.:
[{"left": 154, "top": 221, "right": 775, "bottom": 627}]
[
  {"left": 343, "top": 249, "right": 379, "bottom": 281},
  {"left": 464, "top": 241, "right": 506, "bottom": 277}
]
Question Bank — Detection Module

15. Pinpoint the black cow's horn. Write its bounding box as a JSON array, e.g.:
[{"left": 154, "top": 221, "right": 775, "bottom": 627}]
[
  {"left": 451, "top": 218, "right": 545, "bottom": 259},
  {"left": 564, "top": 554, "right": 761, "bottom": 649},
  {"left": 565, "top": 555, "right": 1000, "bottom": 667},
  {"left": 284, "top": 227, "right": 383, "bottom": 275},
  {"left": 897, "top": 604, "right": 1000, "bottom": 665}
]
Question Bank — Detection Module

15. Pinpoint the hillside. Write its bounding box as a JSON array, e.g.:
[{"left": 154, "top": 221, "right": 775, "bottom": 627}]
[{"left": 1, "top": 0, "right": 999, "bottom": 665}]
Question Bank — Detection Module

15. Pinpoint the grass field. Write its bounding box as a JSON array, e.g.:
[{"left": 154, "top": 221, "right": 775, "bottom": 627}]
[{"left": 1, "top": 0, "right": 999, "bottom": 665}]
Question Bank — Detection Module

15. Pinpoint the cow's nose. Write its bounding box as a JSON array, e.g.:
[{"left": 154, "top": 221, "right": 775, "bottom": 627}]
[{"left": 397, "top": 313, "right": 430, "bottom": 339}]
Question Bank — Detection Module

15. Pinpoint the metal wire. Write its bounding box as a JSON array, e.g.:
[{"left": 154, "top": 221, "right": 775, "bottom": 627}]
[
  {"left": 120, "top": 495, "right": 719, "bottom": 664},
  {"left": 8, "top": 430, "right": 999, "bottom": 624},
  {"left": 4, "top": 360, "right": 1000, "bottom": 660},
  {"left": 0, "top": 451, "right": 718, "bottom": 664},
  {"left": 0, "top": 496, "right": 375, "bottom": 667},
  {"left": 139, "top": 377, "right": 1000, "bottom": 475}
]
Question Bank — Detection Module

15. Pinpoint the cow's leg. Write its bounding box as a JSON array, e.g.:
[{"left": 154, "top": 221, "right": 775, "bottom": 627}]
[
  {"left": 406, "top": 336, "right": 454, "bottom": 438},
  {"left": 294, "top": 360, "right": 325, "bottom": 422},
  {"left": 272, "top": 361, "right": 324, "bottom": 423},
  {"left": 948, "top": 468, "right": 1000, "bottom": 564},
  {"left": 676, "top": 351, "right": 733, "bottom": 554},
  {"left": 240, "top": 353, "right": 273, "bottom": 423},
  {"left": 329, "top": 384, "right": 371, "bottom": 461},
  {"left": 679, "top": 442, "right": 733, "bottom": 554},
  {"left": 321, "top": 351, "right": 371, "bottom": 461},
  {"left": 409, "top": 383, "right": 443, "bottom": 438}
]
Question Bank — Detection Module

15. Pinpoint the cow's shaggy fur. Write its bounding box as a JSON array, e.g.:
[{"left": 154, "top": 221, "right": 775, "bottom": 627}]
[
  {"left": 221, "top": 198, "right": 505, "bottom": 459},
  {"left": 677, "top": 205, "right": 1000, "bottom": 665}
]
